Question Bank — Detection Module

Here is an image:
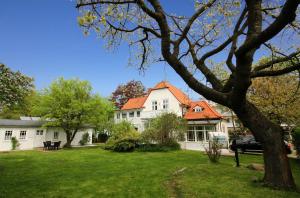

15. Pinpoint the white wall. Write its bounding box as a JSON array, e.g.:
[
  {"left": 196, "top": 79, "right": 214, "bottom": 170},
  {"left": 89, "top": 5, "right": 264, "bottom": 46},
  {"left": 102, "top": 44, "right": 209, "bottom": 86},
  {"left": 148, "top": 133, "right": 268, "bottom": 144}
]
[
  {"left": 114, "top": 88, "right": 184, "bottom": 131},
  {"left": 0, "top": 127, "right": 93, "bottom": 151}
]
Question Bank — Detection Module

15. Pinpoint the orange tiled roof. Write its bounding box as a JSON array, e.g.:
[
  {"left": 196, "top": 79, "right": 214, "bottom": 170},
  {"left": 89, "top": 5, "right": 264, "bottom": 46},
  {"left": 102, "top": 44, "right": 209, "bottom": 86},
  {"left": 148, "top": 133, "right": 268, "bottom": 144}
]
[
  {"left": 152, "top": 81, "right": 191, "bottom": 105},
  {"left": 184, "top": 101, "right": 222, "bottom": 120},
  {"left": 121, "top": 96, "right": 148, "bottom": 110}
]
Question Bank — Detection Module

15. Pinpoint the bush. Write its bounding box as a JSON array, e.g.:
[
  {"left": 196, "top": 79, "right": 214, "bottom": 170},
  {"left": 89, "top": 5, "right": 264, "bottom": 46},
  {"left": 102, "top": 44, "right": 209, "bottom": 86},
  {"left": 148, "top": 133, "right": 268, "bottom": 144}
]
[
  {"left": 204, "top": 138, "right": 222, "bottom": 163},
  {"left": 137, "top": 140, "right": 181, "bottom": 152},
  {"left": 11, "top": 137, "right": 20, "bottom": 150},
  {"left": 79, "top": 133, "right": 90, "bottom": 146},
  {"left": 111, "top": 138, "right": 138, "bottom": 152},
  {"left": 105, "top": 121, "right": 140, "bottom": 152},
  {"left": 142, "top": 113, "right": 186, "bottom": 145},
  {"left": 292, "top": 127, "right": 300, "bottom": 157}
]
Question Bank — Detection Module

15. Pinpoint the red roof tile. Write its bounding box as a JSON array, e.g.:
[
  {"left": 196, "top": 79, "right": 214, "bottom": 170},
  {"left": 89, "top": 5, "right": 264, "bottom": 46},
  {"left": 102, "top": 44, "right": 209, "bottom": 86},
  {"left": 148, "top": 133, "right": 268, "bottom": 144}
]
[
  {"left": 184, "top": 101, "right": 222, "bottom": 120},
  {"left": 121, "top": 96, "right": 148, "bottom": 110},
  {"left": 152, "top": 81, "right": 191, "bottom": 105}
]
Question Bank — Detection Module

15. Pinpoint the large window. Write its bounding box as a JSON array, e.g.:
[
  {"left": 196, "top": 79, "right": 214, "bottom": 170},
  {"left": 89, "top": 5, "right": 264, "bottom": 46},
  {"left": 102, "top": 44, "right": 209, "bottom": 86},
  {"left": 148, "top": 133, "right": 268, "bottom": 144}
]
[
  {"left": 54, "top": 132, "right": 59, "bottom": 140},
  {"left": 137, "top": 111, "right": 140, "bottom": 117},
  {"left": 163, "top": 99, "right": 169, "bottom": 109},
  {"left": 187, "top": 130, "right": 195, "bottom": 141},
  {"left": 4, "top": 131, "right": 12, "bottom": 140},
  {"left": 122, "top": 113, "right": 127, "bottom": 119},
  {"left": 116, "top": 113, "right": 120, "bottom": 119},
  {"left": 20, "top": 131, "right": 27, "bottom": 140},
  {"left": 129, "top": 112, "right": 134, "bottom": 118},
  {"left": 152, "top": 101, "right": 158, "bottom": 110},
  {"left": 186, "top": 125, "right": 216, "bottom": 142},
  {"left": 36, "top": 130, "right": 43, "bottom": 135}
]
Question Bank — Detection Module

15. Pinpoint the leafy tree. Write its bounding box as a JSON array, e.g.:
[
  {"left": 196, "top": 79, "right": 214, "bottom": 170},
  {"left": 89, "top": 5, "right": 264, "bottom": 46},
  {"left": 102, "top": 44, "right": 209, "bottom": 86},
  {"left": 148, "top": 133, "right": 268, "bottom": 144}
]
[
  {"left": 0, "top": 91, "right": 39, "bottom": 119},
  {"left": 249, "top": 74, "right": 300, "bottom": 126},
  {"left": 142, "top": 113, "right": 186, "bottom": 145},
  {"left": 33, "top": 77, "right": 113, "bottom": 147},
  {"left": 0, "top": 63, "right": 34, "bottom": 110},
  {"left": 77, "top": 0, "right": 300, "bottom": 189},
  {"left": 111, "top": 80, "right": 146, "bottom": 109}
]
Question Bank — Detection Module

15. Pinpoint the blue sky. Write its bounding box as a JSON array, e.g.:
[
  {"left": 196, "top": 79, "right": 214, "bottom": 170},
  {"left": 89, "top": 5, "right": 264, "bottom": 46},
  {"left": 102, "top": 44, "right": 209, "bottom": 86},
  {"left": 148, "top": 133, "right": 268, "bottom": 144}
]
[
  {"left": 1, "top": 1, "right": 294, "bottom": 100},
  {"left": 0, "top": 0, "right": 202, "bottom": 99}
]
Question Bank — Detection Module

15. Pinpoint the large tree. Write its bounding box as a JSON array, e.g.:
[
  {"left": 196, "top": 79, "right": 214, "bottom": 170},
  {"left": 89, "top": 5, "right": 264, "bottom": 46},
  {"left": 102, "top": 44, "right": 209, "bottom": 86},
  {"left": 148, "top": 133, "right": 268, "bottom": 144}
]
[
  {"left": 249, "top": 73, "right": 300, "bottom": 126},
  {"left": 0, "top": 63, "right": 34, "bottom": 110},
  {"left": 76, "top": 0, "right": 300, "bottom": 189},
  {"left": 111, "top": 80, "right": 146, "bottom": 109},
  {"left": 33, "top": 77, "right": 114, "bottom": 147}
]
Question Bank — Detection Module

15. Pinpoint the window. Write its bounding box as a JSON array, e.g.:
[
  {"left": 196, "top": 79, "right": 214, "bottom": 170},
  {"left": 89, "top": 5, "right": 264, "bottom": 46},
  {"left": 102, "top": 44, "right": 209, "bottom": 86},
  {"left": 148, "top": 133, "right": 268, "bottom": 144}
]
[
  {"left": 194, "top": 106, "right": 202, "bottom": 112},
  {"left": 152, "top": 101, "right": 158, "bottom": 110},
  {"left": 129, "top": 112, "right": 134, "bottom": 118},
  {"left": 53, "top": 132, "right": 59, "bottom": 139},
  {"left": 116, "top": 113, "right": 120, "bottom": 119},
  {"left": 187, "top": 131, "right": 195, "bottom": 141},
  {"left": 137, "top": 111, "right": 140, "bottom": 117},
  {"left": 4, "top": 131, "right": 12, "bottom": 140},
  {"left": 186, "top": 125, "right": 216, "bottom": 142},
  {"left": 163, "top": 99, "right": 169, "bottom": 109},
  {"left": 36, "top": 130, "right": 43, "bottom": 135},
  {"left": 122, "top": 113, "right": 127, "bottom": 119},
  {"left": 20, "top": 131, "right": 27, "bottom": 140}
]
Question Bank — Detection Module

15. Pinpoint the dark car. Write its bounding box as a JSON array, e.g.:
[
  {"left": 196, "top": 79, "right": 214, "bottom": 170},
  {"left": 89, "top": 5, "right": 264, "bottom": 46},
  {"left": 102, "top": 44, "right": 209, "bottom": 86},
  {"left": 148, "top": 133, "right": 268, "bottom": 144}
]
[{"left": 230, "top": 135, "right": 292, "bottom": 154}]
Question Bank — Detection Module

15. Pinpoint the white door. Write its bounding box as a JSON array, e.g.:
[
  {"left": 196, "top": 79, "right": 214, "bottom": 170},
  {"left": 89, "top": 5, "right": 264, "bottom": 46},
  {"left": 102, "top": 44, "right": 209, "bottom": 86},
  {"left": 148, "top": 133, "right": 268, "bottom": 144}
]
[{"left": 34, "top": 129, "right": 45, "bottom": 147}]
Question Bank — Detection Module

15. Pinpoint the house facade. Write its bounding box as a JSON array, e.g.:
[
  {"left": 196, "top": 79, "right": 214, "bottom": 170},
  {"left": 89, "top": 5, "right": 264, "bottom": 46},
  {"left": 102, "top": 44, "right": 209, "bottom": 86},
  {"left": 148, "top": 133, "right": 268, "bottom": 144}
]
[
  {"left": 0, "top": 117, "right": 93, "bottom": 151},
  {"left": 114, "top": 81, "right": 229, "bottom": 151}
]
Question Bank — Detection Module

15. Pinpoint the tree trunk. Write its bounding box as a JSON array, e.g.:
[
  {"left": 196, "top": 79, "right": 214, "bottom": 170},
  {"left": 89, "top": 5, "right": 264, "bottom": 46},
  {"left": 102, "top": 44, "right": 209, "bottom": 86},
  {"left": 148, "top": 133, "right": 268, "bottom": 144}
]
[
  {"left": 64, "top": 129, "right": 79, "bottom": 148},
  {"left": 64, "top": 131, "right": 72, "bottom": 148},
  {"left": 233, "top": 101, "right": 296, "bottom": 189}
]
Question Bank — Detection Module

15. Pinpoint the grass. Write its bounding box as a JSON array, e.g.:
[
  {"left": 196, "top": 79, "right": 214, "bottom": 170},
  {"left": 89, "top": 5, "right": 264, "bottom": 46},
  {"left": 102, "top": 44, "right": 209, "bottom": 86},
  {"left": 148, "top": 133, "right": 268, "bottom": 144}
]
[{"left": 0, "top": 147, "right": 299, "bottom": 198}]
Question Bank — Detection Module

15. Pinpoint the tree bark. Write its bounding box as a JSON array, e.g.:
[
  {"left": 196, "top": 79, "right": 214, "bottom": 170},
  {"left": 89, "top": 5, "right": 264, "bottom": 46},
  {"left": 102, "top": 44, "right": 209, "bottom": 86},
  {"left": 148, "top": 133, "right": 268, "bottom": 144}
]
[
  {"left": 64, "top": 130, "right": 78, "bottom": 148},
  {"left": 233, "top": 101, "right": 296, "bottom": 189}
]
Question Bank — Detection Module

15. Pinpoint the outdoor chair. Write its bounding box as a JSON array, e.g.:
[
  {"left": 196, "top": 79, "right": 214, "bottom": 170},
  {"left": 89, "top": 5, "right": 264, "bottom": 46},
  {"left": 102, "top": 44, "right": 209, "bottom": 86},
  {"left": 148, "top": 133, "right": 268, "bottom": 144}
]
[
  {"left": 46, "top": 141, "right": 52, "bottom": 150},
  {"left": 43, "top": 142, "right": 48, "bottom": 150},
  {"left": 53, "top": 141, "right": 61, "bottom": 150}
]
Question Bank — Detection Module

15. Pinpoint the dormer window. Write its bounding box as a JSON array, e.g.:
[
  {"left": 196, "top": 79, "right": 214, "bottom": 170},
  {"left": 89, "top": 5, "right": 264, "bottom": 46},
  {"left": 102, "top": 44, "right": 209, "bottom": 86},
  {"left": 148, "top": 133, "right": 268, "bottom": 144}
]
[{"left": 194, "top": 106, "right": 202, "bottom": 112}]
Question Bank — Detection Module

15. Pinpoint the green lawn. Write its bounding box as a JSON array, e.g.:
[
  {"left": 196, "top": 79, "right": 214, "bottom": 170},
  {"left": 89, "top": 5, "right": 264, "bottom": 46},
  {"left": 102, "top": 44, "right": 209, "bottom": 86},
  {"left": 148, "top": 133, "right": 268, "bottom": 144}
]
[{"left": 0, "top": 147, "right": 299, "bottom": 198}]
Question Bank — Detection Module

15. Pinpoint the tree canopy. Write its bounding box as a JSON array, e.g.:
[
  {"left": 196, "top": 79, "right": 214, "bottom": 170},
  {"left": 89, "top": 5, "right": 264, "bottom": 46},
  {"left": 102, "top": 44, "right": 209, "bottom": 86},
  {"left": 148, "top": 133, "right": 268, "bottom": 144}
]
[
  {"left": 33, "top": 77, "right": 114, "bottom": 147},
  {"left": 0, "top": 63, "right": 34, "bottom": 109},
  {"left": 76, "top": 0, "right": 300, "bottom": 189},
  {"left": 111, "top": 80, "right": 146, "bottom": 109}
]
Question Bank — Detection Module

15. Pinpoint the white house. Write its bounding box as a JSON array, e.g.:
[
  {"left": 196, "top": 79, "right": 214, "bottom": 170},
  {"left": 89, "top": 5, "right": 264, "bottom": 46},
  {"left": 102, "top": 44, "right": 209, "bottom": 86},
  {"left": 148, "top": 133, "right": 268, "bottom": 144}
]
[
  {"left": 114, "top": 81, "right": 229, "bottom": 151},
  {"left": 0, "top": 117, "right": 93, "bottom": 151}
]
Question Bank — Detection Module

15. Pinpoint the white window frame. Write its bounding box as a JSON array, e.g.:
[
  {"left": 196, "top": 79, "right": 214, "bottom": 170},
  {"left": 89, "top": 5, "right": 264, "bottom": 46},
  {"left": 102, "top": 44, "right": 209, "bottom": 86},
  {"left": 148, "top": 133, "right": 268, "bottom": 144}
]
[
  {"left": 152, "top": 100, "right": 158, "bottom": 111},
  {"left": 137, "top": 111, "right": 140, "bottom": 117},
  {"left": 4, "top": 131, "right": 13, "bottom": 140},
  {"left": 186, "top": 125, "right": 216, "bottom": 142},
  {"left": 116, "top": 113, "right": 120, "bottom": 119},
  {"left": 19, "top": 131, "right": 27, "bottom": 140},
  {"left": 194, "top": 106, "right": 202, "bottom": 112},
  {"left": 53, "top": 132, "right": 59, "bottom": 140},
  {"left": 163, "top": 99, "right": 169, "bottom": 110},
  {"left": 129, "top": 112, "right": 134, "bottom": 118},
  {"left": 36, "top": 130, "right": 44, "bottom": 135},
  {"left": 122, "top": 113, "right": 127, "bottom": 119}
]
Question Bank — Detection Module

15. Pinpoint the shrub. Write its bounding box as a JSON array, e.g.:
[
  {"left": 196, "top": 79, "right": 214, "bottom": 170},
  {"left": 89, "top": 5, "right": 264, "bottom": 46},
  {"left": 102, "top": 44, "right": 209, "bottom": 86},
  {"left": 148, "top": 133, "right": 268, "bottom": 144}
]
[
  {"left": 105, "top": 121, "right": 140, "bottom": 152},
  {"left": 137, "top": 142, "right": 181, "bottom": 152},
  {"left": 111, "top": 138, "right": 138, "bottom": 152},
  {"left": 79, "top": 133, "right": 90, "bottom": 146},
  {"left": 292, "top": 127, "right": 300, "bottom": 157},
  {"left": 142, "top": 113, "right": 186, "bottom": 145},
  {"left": 11, "top": 137, "right": 20, "bottom": 150},
  {"left": 204, "top": 137, "right": 222, "bottom": 163}
]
